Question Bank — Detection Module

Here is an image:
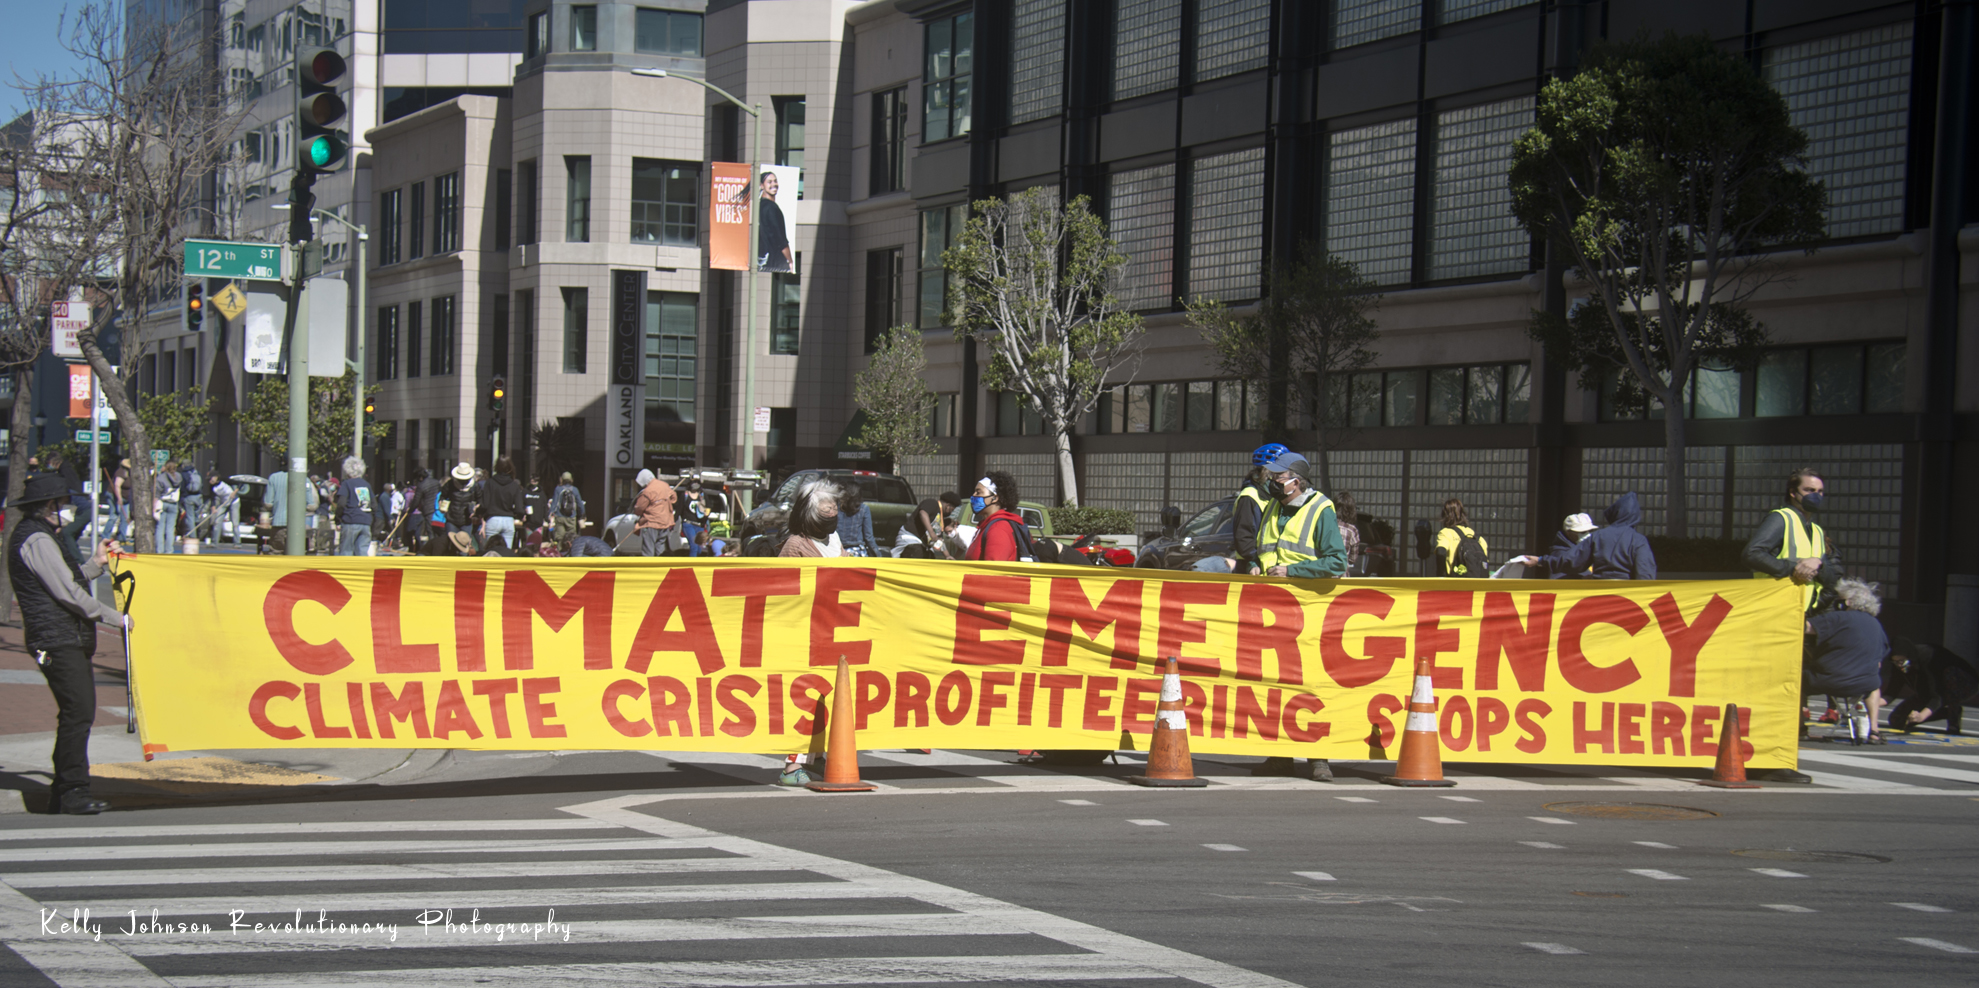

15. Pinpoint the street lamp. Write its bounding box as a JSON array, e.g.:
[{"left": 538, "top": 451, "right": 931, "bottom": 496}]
[
  {"left": 630, "top": 66, "right": 763, "bottom": 510},
  {"left": 275, "top": 203, "right": 370, "bottom": 459}
]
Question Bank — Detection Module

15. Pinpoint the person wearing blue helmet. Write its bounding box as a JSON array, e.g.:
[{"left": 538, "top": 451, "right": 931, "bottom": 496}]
[{"left": 1193, "top": 443, "right": 1287, "bottom": 574}]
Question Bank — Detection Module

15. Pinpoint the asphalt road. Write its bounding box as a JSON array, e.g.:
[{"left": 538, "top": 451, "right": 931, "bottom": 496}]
[{"left": 0, "top": 743, "right": 1972, "bottom": 987}]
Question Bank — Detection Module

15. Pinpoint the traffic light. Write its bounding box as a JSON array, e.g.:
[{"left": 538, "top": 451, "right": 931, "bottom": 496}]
[
  {"left": 294, "top": 47, "right": 349, "bottom": 175},
  {"left": 488, "top": 375, "right": 506, "bottom": 414},
  {"left": 185, "top": 282, "right": 204, "bottom": 329},
  {"left": 363, "top": 396, "right": 376, "bottom": 422}
]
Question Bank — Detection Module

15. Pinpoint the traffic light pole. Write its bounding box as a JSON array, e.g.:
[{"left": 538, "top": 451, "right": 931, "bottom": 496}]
[{"left": 284, "top": 172, "right": 315, "bottom": 557}]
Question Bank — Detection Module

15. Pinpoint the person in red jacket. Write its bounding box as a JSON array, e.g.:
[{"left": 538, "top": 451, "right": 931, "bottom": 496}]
[{"left": 964, "top": 470, "right": 1031, "bottom": 562}]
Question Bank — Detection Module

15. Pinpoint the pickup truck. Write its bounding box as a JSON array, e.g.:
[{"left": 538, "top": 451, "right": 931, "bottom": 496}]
[{"left": 752, "top": 469, "right": 918, "bottom": 546}]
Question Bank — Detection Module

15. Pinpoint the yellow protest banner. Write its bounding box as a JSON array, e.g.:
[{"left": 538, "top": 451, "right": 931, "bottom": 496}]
[{"left": 116, "top": 557, "right": 1805, "bottom": 769}]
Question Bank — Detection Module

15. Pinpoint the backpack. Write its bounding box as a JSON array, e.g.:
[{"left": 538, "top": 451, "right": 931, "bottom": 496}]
[
  {"left": 558, "top": 486, "right": 578, "bottom": 517},
  {"left": 981, "top": 514, "right": 1039, "bottom": 562},
  {"left": 181, "top": 466, "right": 201, "bottom": 496},
  {"left": 1447, "top": 526, "right": 1488, "bottom": 578}
]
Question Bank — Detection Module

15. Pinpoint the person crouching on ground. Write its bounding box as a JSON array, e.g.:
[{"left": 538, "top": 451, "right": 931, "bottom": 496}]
[
  {"left": 1804, "top": 578, "right": 1891, "bottom": 742},
  {"left": 10, "top": 474, "right": 127, "bottom": 814}
]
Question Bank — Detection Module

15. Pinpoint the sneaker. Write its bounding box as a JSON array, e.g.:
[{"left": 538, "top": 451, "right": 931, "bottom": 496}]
[
  {"left": 58, "top": 791, "right": 109, "bottom": 815},
  {"left": 1251, "top": 756, "right": 1294, "bottom": 777},
  {"left": 1307, "top": 759, "right": 1334, "bottom": 782}
]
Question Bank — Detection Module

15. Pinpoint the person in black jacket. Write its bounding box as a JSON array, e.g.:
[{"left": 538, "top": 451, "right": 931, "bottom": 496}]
[
  {"left": 9, "top": 474, "right": 125, "bottom": 814},
  {"left": 1195, "top": 444, "right": 1285, "bottom": 575},
  {"left": 479, "top": 457, "right": 525, "bottom": 553},
  {"left": 1743, "top": 468, "right": 1844, "bottom": 613},
  {"left": 1522, "top": 493, "right": 1657, "bottom": 580},
  {"left": 1884, "top": 636, "right": 1978, "bottom": 735}
]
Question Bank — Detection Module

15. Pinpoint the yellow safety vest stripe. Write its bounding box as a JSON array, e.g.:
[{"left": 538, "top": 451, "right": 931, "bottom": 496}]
[
  {"left": 1258, "top": 494, "right": 1333, "bottom": 567},
  {"left": 1752, "top": 505, "right": 1825, "bottom": 612}
]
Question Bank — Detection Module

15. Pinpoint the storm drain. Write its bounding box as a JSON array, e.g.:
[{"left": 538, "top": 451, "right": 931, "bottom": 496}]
[
  {"left": 1731, "top": 849, "right": 1891, "bottom": 864},
  {"left": 1540, "top": 801, "right": 1721, "bottom": 820}
]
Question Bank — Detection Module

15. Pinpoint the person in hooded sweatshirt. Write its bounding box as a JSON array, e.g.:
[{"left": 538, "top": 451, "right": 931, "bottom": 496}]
[
  {"left": 1531, "top": 512, "right": 1598, "bottom": 579},
  {"left": 1521, "top": 491, "right": 1657, "bottom": 580}
]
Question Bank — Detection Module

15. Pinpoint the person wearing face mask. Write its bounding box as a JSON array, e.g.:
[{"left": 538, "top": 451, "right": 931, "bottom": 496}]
[
  {"left": 964, "top": 471, "right": 1032, "bottom": 562},
  {"left": 1251, "top": 450, "right": 1345, "bottom": 781},
  {"left": 1743, "top": 467, "right": 1844, "bottom": 614}
]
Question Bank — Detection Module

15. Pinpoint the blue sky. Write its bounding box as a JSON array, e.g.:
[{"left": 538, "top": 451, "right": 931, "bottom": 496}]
[{"left": 1, "top": 5, "right": 91, "bottom": 120}]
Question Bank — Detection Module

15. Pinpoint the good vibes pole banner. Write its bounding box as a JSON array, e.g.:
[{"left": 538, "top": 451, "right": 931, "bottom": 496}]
[{"left": 118, "top": 557, "right": 1806, "bottom": 769}]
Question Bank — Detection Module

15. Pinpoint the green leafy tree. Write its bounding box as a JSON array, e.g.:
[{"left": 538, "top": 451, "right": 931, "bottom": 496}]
[
  {"left": 233, "top": 369, "right": 388, "bottom": 468},
  {"left": 944, "top": 188, "right": 1144, "bottom": 506},
  {"left": 851, "top": 325, "right": 938, "bottom": 467},
  {"left": 532, "top": 418, "right": 588, "bottom": 487},
  {"left": 1509, "top": 33, "right": 1825, "bottom": 536},
  {"left": 136, "top": 387, "right": 214, "bottom": 466},
  {"left": 1185, "top": 245, "right": 1381, "bottom": 488}
]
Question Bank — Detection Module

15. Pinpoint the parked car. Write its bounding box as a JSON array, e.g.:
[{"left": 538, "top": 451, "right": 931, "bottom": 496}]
[
  {"left": 750, "top": 469, "right": 918, "bottom": 544},
  {"left": 1136, "top": 497, "right": 1234, "bottom": 571}
]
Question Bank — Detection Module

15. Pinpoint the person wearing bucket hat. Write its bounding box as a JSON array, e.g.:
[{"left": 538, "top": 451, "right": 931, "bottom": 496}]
[
  {"left": 437, "top": 462, "right": 482, "bottom": 555},
  {"left": 8, "top": 473, "right": 125, "bottom": 814}
]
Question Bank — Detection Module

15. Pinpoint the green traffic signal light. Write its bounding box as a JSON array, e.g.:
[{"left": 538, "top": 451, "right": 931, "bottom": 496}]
[{"left": 294, "top": 47, "right": 349, "bottom": 175}]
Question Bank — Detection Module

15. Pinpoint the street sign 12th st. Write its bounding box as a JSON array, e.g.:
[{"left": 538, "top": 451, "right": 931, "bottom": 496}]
[{"left": 184, "top": 240, "right": 285, "bottom": 281}]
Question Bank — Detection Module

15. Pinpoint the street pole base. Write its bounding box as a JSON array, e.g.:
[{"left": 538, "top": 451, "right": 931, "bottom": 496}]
[
  {"left": 1380, "top": 776, "right": 1457, "bottom": 787},
  {"left": 1126, "top": 775, "right": 1210, "bottom": 788},
  {"left": 804, "top": 780, "right": 877, "bottom": 793},
  {"left": 1696, "top": 779, "right": 1761, "bottom": 789}
]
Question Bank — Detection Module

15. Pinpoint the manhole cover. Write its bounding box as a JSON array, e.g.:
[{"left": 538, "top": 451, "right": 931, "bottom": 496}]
[
  {"left": 1541, "top": 801, "right": 1720, "bottom": 820},
  {"left": 1731, "top": 849, "right": 1891, "bottom": 864},
  {"left": 1571, "top": 891, "right": 1629, "bottom": 898}
]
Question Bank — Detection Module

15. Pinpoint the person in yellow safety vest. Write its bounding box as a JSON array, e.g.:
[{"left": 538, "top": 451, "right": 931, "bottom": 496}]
[
  {"left": 1252, "top": 450, "right": 1346, "bottom": 783},
  {"left": 1742, "top": 467, "right": 1844, "bottom": 614},
  {"left": 1195, "top": 443, "right": 1288, "bottom": 575}
]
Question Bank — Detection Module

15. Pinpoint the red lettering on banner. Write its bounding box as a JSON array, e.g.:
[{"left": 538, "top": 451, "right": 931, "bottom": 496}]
[
  {"left": 934, "top": 671, "right": 973, "bottom": 725},
  {"left": 711, "top": 568, "right": 801, "bottom": 667},
  {"left": 790, "top": 673, "right": 830, "bottom": 736},
  {"left": 1514, "top": 699, "right": 1550, "bottom": 753},
  {"left": 717, "top": 676, "right": 761, "bottom": 737},
  {"left": 695, "top": 678, "right": 716, "bottom": 736},
  {"left": 1043, "top": 578, "right": 1143, "bottom": 669},
  {"left": 1414, "top": 591, "right": 1473, "bottom": 689},
  {"left": 1234, "top": 584, "right": 1304, "bottom": 684},
  {"left": 854, "top": 670, "right": 891, "bottom": 731},
  {"left": 648, "top": 676, "right": 692, "bottom": 736},
  {"left": 264, "top": 571, "right": 355, "bottom": 676},
  {"left": 345, "top": 682, "right": 372, "bottom": 738},
  {"left": 1320, "top": 589, "right": 1405, "bottom": 688},
  {"left": 502, "top": 571, "right": 615, "bottom": 671},
  {"left": 1232, "top": 687, "right": 1282, "bottom": 740},
  {"left": 1082, "top": 676, "right": 1120, "bottom": 731},
  {"left": 1651, "top": 593, "right": 1732, "bottom": 697},
  {"left": 1156, "top": 582, "right": 1228, "bottom": 677},
  {"left": 1475, "top": 696, "right": 1511, "bottom": 752},
  {"left": 249, "top": 681, "right": 304, "bottom": 740},
  {"left": 954, "top": 575, "right": 1032, "bottom": 665},
  {"left": 768, "top": 674, "right": 784, "bottom": 733},
  {"left": 1211, "top": 684, "right": 1230, "bottom": 738},
  {"left": 1558, "top": 596, "right": 1647, "bottom": 693},
  {"left": 1017, "top": 672, "right": 1037, "bottom": 726},
  {"left": 1689, "top": 704, "right": 1751, "bottom": 760},
  {"left": 1366, "top": 693, "right": 1404, "bottom": 751},
  {"left": 810, "top": 568, "right": 876, "bottom": 665},
  {"left": 1440, "top": 694, "right": 1475, "bottom": 751},
  {"left": 978, "top": 671, "right": 1015, "bottom": 726},
  {"left": 370, "top": 682, "right": 431, "bottom": 739},
  {"left": 1572, "top": 701, "right": 1615, "bottom": 754},
  {"left": 433, "top": 680, "right": 484, "bottom": 740},
  {"left": 1283, "top": 694, "right": 1329, "bottom": 743},
  {"left": 1475, "top": 592, "right": 1553, "bottom": 692},
  {"left": 1039, "top": 674, "right": 1081, "bottom": 729},
  {"left": 603, "top": 679, "right": 652, "bottom": 737},
  {"left": 473, "top": 679, "right": 519, "bottom": 738},
  {"left": 303, "top": 683, "right": 351, "bottom": 738},
  {"left": 624, "top": 569, "right": 725, "bottom": 676},
  {"left": 454, "top": 571, "right": 488, "bottom": 672},
  {"left": 1122, "top": 678, "right": 1161, "bottom": 735},
  {"left": 1650, "top": 701, "right": 1686, "bottom": 756},
  {"left": 371, "top": 570, "right": 439, "bottom": 674},
  {"left": 894, "top": 672, "right": 931, "bottom": 728},
  {"left": 522, "top": 677, "right": 567, "bottom": 738},
  {"left": 1180, "top": 681, "right": 1208, "bottom": 734},
  {"left": 1617, "top": 702, "right": 1647, "bottom": 754}
]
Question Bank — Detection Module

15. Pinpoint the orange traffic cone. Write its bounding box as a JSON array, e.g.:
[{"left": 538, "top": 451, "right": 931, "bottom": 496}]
[
  {"left": 1127, "top": 657, "right": 1209, "bottom": 788},
  {"left": 1381, "top": 656, "right": 1456, "bottom": 787},
  {"left": 806, "top": 658, "right": 877, "bottom": 793},
  {"left": 1697, "top": 702, "right": 1760, "bottom": 789}
]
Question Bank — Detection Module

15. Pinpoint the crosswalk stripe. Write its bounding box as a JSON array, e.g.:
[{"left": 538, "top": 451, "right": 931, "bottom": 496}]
[
  {"left": 145, "top": 953, "right": 1183, "bottom": 987},
  {"left": 0, "top": 878, "right": 176, "bottom": 987},
  {"left": 0, "top": 837, "right": 705, "bottom": 864},
  {"left": 0, "top": 820, "right": 619, "bottom": 842},
  {"left": 1797, "top": 750, "right": 1979, "bottom": 785},
  {"left": 1801, "top": 770, "right": 1922, "bottom": 790},
  {"left": 2, "top": 856, "right": 786, "bottom": 889},
  {"left": 39, "top": 881, "right": 890, "bottom": 917}
]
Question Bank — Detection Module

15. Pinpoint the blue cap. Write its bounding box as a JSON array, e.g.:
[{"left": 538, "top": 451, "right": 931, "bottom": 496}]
[
  {"left": 1252, "top": 443, "right": 1290, "bottom": 468},
  {"left": 1262, "top": 452, "right": 1311, "bottom": 479}
]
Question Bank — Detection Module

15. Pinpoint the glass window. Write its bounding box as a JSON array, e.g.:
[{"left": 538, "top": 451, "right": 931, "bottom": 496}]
[
  {"left": 1188, "top": 148, "right": 1265, "bottom": 301},
  {"left": 871, "top": 87, "right": 907, "bottom": 195},
  {"left": 1385, "top": 370, "right": 1420, "bottom": 425},
  {"left": 1438, "top": 0, "right": 1526, "bottom": 24},
  {"left": 1431, "top": 97, "right": 1532, "bottom": 280},
  {"left": 1503, "top": 363, "right": 1531, "bottom": 423},
  {"left": 1466, "top": 364, "right": 1503, "bottom": 424},
  {"left": 1348, "top": 373, "right": 1382, "bottom": 427},
  {"left": 1332, "top": 0, "right": 1419, "bottom": 50},
  {"left": 1152, "top": 382, "right": 1183, "bottom": 432},
  {"left": 997, "top": 391, "right": 1020, "bottom": 436},
  {"left": 404, "top": 419, "right": 420, "bottom": 459},
  {"left": 1756, "top": 349, "right": 1807, "bottom": 417},
  {"left": 1327, "top": 118, "right": 1417, "bottom": 285},
  {"left": 378, "top": 188, "right": 402, "bottom": 265},
  {"left": 774, "top": 97, "right": 805, "bottom": 195},
  {"left": 771, "top": 271, "right": 801, "bottom": 354},
  {"left": 562, "top": 287, "right": 588, "bottom": 374},
  {"left": 1764, "top": 22, "right": 1913, "bottom": 238},
  {"left": 1009, "top": 0, "right": 1065, "bottom": 124},
  {"left": 634, "top": 8, "right": 703, "bottom": 56},
  {"left": 1691, "top": 363, "right": 1740, "bottom": 419},
  {"left": 1216, "top": 380, "right": 1246, "bottom": 431},
  {"left": 429, "top": 296, "right": 455, "bottom": 376},
  {"left": 646, "top": 291, "right": 697, "bottom": 422},
  {"left": 516, "top": 160, "right": 538, "bottom": 245},
  {"left": 494, "top": 168, "right": 511, "bottom": 251},
  {"left": 923, "top": 11, "right": 974, "bottom": 142},
  {"left": 489, "top": 292, "right": 509, "bottom": 377},
  {"left": 631, "top": 159, "right": 699, "bottom": 246},
  {"left": 1109, "top": 163, "right": 1177, "bottom": 311},
  {"left": 527, "top": 11, "right": 548, "bottom": 58},
  {"left": 406, "top": 301, "right": 423, "bottom": 378},
  {"left": 375, "top": 305, "right": 398, "bottom": 381},
  {"left": 1427, "top": 367, "right": 1463, "bottom": 425},
  {"left": 1113, "top": 0, "right": 1182, "bottom": 101},
  {"left": 565, "top": 156, "right": 590, "bottom": 243},
  {"left": 409, "top": 182, "right": 425, "bottom": 259},
  {"left": 1865, "top": 343, "right": 1904, "bottom": 413},
  {"left": 570, "top": 6, "right": 597, "bottom": 51},
  {"left": 1809, "top": 345, "right": 1862, "bottom": 415},
  {"left": 432, "top": 172, "right": 460, "bottom": 253},
  {"left": 1195, "top": 0, "right": 1270, "bottom": 81},
  {"left": 1185, "top": 381, "right": 1216, "bottom": 430},
  {"left": 918, "top": 203, "right": 967, "bottom": 327},
  {"left": 865, "top": 247, "right": 903, "bottom": 352}
]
